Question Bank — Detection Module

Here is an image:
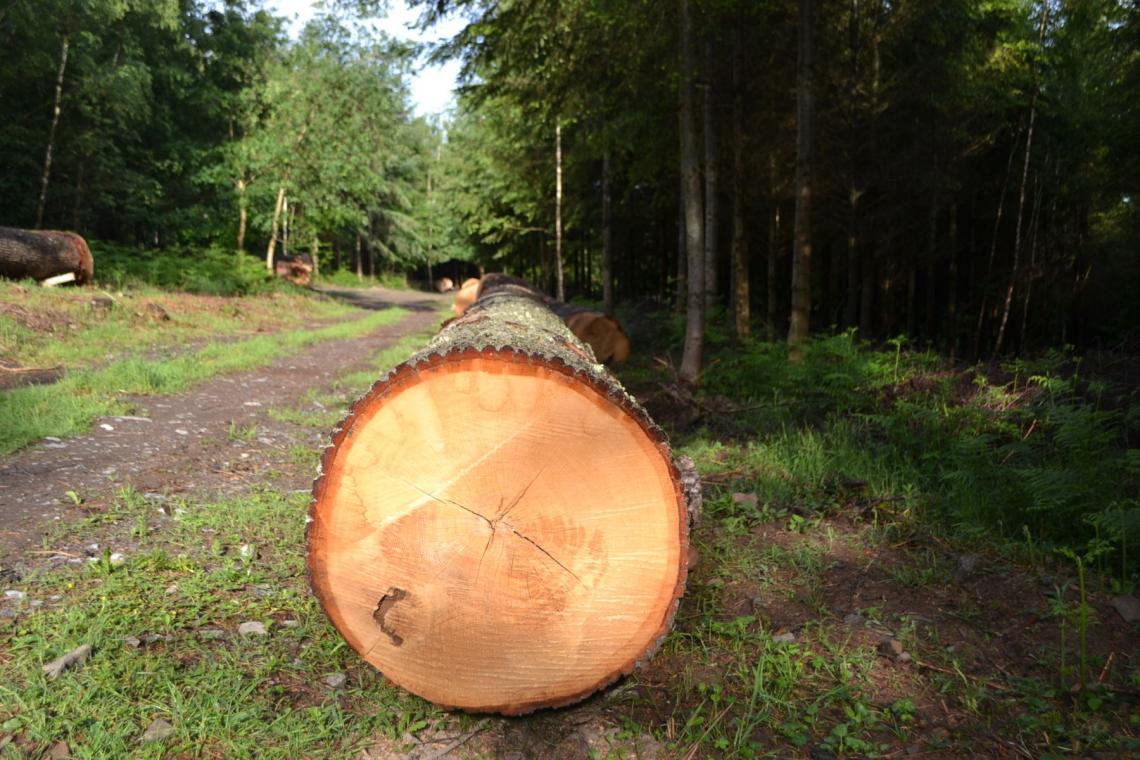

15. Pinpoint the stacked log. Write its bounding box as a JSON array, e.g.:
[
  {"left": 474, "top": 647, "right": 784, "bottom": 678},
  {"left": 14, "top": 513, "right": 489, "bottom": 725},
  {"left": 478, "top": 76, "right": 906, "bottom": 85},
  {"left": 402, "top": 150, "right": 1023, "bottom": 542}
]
[
  {"left": 308, "top": 273, "right": 690, "bottom": 715},
  {"left": 0, "top": 227, "right": 93, "bottom": 285}
]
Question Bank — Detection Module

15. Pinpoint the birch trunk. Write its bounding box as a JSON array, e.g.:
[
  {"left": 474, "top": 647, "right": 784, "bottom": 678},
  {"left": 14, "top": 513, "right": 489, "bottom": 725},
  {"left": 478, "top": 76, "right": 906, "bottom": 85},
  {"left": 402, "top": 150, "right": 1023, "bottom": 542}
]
[
  {"left": 36, "top": 34, "right": 70, "bottom": 229},
  {"left": 266, "top": 185, "right": 286, "bottom": 272}
]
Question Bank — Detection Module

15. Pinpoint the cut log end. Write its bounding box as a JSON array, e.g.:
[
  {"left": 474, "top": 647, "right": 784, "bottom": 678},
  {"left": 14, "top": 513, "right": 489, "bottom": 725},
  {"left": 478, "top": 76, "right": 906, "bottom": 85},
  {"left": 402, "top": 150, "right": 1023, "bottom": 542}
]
[{"left": 308, "top": 347, "right": 688, "bottom": 715}]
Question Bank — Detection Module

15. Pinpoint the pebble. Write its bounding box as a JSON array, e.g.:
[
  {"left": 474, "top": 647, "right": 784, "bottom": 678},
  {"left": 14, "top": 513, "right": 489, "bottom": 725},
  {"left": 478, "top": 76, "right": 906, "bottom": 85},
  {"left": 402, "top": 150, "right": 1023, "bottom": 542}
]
[
  {"left": 109, "top": 553, "right": 126, "bottom": 566},
  {"left": 174, "top": 429, "right": 189, "bottom": 436},
  {"left": 100, "top": 424, "right": 114, "bottom": 432},
  {"left": 46, "top": 740, "right": 70, "bottom": 759},
  {"left": 1110, "top": 595, "right": 1140, "bottom": 624},
  {"left": 141, "top": 718, "right": 175, "bottom": 743},
  {"left": 324, "top": 673, "right": 347, "bottom": 689},
  {"left": 878, "top": 637, "right": 906, "bottom": 659},
  {"left": 197, "top": 628, "right": 226, "bottom": 640},
  {"left": 3, "top": 590, "right": 25, "bottom": 600},
  {"left": 772, "top": 632, "right": 796, "bottom": 643},
  {"left": 238, "top": 621, "right": 268, "bottom": 636},
  {"left": 280, "top": 619, "right": 301, "bottom": 628},
  {"left": 842, "top": 612, "right": 865, "bottom": 626},
  {"left": 124, "top": 636, "right": 141, "bottom": 648}
]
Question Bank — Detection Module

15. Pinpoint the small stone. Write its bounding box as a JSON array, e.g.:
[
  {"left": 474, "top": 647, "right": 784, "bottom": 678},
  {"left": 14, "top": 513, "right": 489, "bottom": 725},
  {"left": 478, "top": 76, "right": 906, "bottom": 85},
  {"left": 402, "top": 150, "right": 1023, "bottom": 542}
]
[
  {"left": 324, "top": 673, "right": 347, "bottom": 689},
  {"left": 174, "top": 429, "right": 189, "bottom": 436},
  {"left": 955, "top": 554, "right": 981, "bottom": 580},
  {"left": 898, "top": 652, "right": 912, "bottom": 663},
  {"left": 47, "top": 739, "right": 70, "bottom": 758},
  {"left": 141, "top": 718, "right": 175, "bottom": 743},
  {"left": 878, "top": 637, "right": 906, "bottom": 659},
  {"left": 197, "top": 628, "right": 226, "bottom": 640},
  {"left": 1110, "top": 595, "right": 1140, "bottom": 624},
  {"left": 280, "top": 619, "right": 300, "bottom": 628},
  {"left": 49, "top": 595, "right": 62, "bottom": 601},
  {"left": 29, "top": 599, "right": 42, "bottom": 608},
  {"left": 238, "top": 621, "right": 267, "bottom": 636},
  {"left": 3, "top": 590, "right": 25, "bottom": 600},
  {"left": 124, "top": 636, "right": 141, "bottom": 648},
  {"left": 164, "top": 584, "right": 178, "bottom": 595},
  {"left": 772, "top": 632, "right": 796, "bottom": 643},
  {"left": 108, "top": 553, "right": 126, "bottom": 566},
  {"left": 842, "top": 612, "right": 865, "bottom": 626},
  {"left": 0, "top": 609, "right": 17, "bottom": 619},
  {"left": 100, "top": 424, "right": 114, "bottom": 432}
]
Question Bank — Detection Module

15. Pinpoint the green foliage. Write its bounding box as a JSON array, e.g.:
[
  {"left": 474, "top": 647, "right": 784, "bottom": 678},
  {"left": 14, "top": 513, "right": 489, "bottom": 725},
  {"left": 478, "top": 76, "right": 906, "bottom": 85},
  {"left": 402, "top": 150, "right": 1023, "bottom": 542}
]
[
  {"left": 686, "top": 335, "right": 1140, "bottom": 580},
  {"left": 93, "top": 243, "right": 280, "bottom": 295}
]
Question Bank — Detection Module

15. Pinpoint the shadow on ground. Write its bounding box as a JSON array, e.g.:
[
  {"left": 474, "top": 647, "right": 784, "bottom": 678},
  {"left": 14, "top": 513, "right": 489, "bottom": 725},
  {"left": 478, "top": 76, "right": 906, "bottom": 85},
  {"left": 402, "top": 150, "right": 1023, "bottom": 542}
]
[{"left": 314, "top": 285, "right": 447, "bottom": 313}]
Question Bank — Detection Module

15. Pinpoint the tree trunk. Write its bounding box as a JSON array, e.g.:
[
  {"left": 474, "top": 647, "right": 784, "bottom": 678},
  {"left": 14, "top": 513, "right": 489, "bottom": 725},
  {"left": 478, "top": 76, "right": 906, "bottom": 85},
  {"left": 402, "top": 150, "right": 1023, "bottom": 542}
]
[
  {"left": 924, "top": 171, "right": 940, "bottom": 339},
  {"left": 554, "top": 122, "right": 565, "bottom": 302},
  {"left": 787, "top": 0, "right": 815, "bottom": 359},
  {"left": 678, "top": 0, "right": 704, "bottom": 384},
  {"left": 994, "top": 2, "right": 1048, "bottom": 358},
  {"left": 674, "top": 178, "right": 686, "bottom": 315},
  {"left": 36, "top": 34, "right": 70, "bottom": 229},
  {"left": 310, "top": 232, "right": 320, "bottom": 278},
  {"left": 947, "top": 201, "right": 959, "bottom": 356},
  {"left": 730, "top": 28, "right": 749, "bottom": 340},
  {"left": 703, "top": 42, "right": 718, "bottom": 315},
  {"left": 308, "top": 273, "right": 691, "bottom": 716},
  {"left": 355, "top": 233, "right": 363, "bottom": 282},
  {"left": 767, "top": 157, "right": 780, "bottom": 340},
  {"left": 266, "top": 185, "right": 286, "bottom": 272},
  {"left": 0, "top": 226, "right": 93, "bottom": 284},
  {"left": 972, "top": 140, "right": 1018, "bottom": 358},
  {"left": 237, "top": 177, "right": 248, "bottom": 253},
  {"left": 602, "top": 147, "right": 613, "bottom": 313}
]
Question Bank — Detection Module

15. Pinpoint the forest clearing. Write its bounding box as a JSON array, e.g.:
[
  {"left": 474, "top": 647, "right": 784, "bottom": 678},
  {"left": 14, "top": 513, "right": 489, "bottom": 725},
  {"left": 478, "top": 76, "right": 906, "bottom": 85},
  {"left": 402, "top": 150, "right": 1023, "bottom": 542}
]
[{"left": 2, "top": 0, "right": 1139, "bottom": 757}]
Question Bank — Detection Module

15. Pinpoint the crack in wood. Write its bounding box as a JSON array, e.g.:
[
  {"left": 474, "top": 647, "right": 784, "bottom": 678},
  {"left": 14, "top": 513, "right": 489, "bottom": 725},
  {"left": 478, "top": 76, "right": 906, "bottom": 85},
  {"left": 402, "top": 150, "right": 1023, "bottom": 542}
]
[
  {"left": 373, "top": 587, "right": 408, "bottom": 646},
  {"left": 398, "top": 474, "right": 581, "bottom": 585}
]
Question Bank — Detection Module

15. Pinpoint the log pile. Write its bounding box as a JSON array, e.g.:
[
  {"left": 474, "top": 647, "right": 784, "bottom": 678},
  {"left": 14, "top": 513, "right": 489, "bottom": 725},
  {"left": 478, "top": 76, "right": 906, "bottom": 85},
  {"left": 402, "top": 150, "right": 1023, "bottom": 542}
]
[
  {"left": 0, "top": 227, "right": 93, "bottom": 285},
  {"left": 308, "top": 274, "right": 690, "bottom": 715}
]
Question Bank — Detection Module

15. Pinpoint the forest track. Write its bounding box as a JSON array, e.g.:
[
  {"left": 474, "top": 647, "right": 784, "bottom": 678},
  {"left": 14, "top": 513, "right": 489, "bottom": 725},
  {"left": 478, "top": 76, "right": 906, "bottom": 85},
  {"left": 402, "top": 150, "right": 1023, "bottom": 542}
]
[{"left": 0, "top": 286, "right": 446, "bottom": 562}]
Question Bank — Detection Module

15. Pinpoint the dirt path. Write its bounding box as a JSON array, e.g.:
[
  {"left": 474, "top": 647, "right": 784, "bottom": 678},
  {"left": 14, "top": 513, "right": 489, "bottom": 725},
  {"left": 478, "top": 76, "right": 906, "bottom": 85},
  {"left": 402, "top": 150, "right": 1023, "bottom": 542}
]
[{"left": 0, "top": 287, "right": 445, "bottom": 563}]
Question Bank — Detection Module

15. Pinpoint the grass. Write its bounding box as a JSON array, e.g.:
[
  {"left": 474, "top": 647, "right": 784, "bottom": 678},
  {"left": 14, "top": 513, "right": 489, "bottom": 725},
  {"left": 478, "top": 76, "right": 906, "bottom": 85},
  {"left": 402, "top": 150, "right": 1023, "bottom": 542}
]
[
  {"left": 0, "top": 307, "right": 407, "bottom": 454},
  {"left": 0, "top": 488, "right": 441, "bottom": 759},
  {"left": 0, "top": 280, "right": 357, "bottom": 372},
  {"left": 2, "top": 303, "right": 1138, "bottom": 758}
]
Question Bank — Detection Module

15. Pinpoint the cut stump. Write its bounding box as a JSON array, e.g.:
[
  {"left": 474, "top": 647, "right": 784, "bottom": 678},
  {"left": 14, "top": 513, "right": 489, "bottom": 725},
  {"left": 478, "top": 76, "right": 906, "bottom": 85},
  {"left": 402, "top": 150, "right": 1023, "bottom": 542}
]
[{"left": 308, "top": 274, "right": 689, "bottom": 715}]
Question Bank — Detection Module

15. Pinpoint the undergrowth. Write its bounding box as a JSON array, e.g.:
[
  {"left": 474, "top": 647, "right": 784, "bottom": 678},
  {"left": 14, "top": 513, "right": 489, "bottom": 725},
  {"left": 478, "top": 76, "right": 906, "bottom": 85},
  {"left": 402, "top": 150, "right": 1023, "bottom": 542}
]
[{"left": 638, "top": 322, "right": 1140, "bottom": 585}]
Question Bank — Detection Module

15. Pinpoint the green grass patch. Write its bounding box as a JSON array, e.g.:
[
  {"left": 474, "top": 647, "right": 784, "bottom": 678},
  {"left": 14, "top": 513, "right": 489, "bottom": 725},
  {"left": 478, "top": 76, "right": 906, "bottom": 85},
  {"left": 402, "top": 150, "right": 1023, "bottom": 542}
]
[
  {"left": 0, "top": 308, "right": 407, "bottom": 454},
  {"left": 0, "top": 488, "right": 440, "bottom": 759},
  {"left": 0, "top": 282, "right": 358, "bottom": 373}
]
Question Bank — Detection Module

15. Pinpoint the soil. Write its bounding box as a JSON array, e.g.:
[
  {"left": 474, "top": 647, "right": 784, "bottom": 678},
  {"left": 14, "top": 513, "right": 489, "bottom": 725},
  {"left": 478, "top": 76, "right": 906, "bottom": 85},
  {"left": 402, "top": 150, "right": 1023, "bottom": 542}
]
[{"left": 0, "top": 286, "right": 446, "bottom": 566}]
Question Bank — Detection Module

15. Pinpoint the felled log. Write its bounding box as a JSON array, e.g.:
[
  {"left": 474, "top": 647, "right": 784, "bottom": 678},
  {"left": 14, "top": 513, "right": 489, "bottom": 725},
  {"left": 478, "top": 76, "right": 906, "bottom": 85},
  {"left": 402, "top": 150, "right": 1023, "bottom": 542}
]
[
  {"left": 308, "top": 273, "right": 690, "bottom": 715},
  {"left": 0, "top": 227, "right": 93, "bottom": 285},
  {"left": 452, "top": 276, "right": 481, "bottom": 316}
]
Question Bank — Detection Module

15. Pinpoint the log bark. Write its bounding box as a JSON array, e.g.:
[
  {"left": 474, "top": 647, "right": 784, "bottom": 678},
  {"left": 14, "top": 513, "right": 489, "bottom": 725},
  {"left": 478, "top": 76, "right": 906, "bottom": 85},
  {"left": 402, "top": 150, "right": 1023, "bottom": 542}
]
[
  {"left": 0, "top": 227, "right": 93, "bottom": 284},
  {"left": 308, "top": 274, "right": 689, "bottom": 715}
]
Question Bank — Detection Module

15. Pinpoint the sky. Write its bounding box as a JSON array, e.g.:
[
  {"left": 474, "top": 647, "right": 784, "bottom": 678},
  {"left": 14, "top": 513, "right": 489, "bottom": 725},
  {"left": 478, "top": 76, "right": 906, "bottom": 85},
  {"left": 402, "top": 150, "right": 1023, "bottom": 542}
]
[{"left": 263, "top": 0, "right": 465, "bottom": 117}]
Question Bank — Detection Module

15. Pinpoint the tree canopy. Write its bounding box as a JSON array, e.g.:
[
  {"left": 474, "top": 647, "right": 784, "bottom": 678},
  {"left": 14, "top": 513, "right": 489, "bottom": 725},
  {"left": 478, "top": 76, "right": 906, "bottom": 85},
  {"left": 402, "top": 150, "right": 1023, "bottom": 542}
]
[{"left": 1, "top": 0, "right": 1136, "bottom": 355}]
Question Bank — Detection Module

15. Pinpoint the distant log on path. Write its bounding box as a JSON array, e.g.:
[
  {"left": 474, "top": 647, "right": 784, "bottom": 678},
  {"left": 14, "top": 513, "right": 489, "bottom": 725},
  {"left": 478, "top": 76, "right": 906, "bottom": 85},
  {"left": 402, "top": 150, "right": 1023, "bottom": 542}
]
[
  {"left": 0, "top": 227, "right": 93, "bottom": 285},
  {"left": 308, "top": 273, "right": 690, "bottom": 715}
]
